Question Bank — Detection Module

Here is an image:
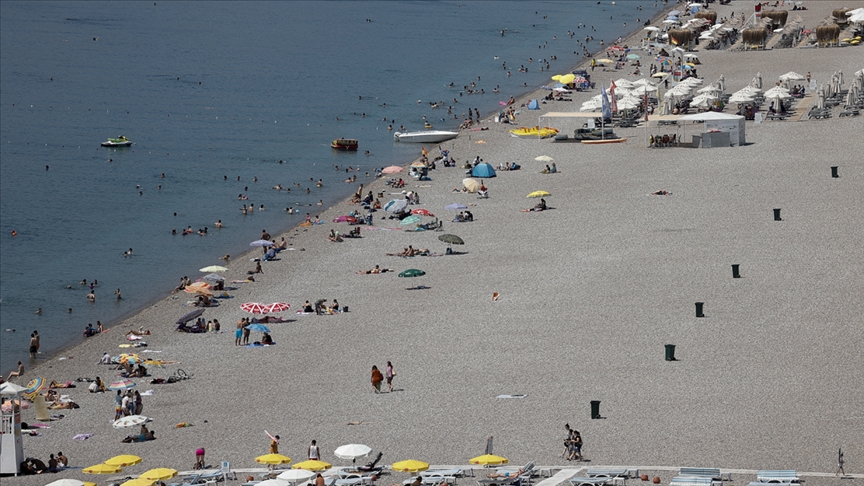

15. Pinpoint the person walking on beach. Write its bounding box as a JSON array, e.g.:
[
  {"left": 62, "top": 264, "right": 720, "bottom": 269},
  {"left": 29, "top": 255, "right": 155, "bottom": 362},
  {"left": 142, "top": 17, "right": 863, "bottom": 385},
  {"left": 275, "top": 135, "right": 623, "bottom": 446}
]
[
  {"left": 371, "top": 365, "right": 384, "bottom": 393},
  {"left": 308, "top": 440, "right": 320, "bottom": 460},
  {"left": 386, "top": 361, "right": 396, "bottom": 392}
]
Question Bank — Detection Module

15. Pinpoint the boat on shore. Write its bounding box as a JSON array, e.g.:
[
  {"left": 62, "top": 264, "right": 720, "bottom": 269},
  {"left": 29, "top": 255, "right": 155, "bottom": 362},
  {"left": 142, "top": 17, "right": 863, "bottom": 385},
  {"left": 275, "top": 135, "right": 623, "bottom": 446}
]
[
  {"left": 581, "top": 137, "right": 627, "bottom": 144},
  {"left": 509, "top": 126, "right": 559, "bottom": 139},
  {"left": 331, "top": 138, "right": 359, "bottom": 151},
  {"left": 101, "top": 136, "right": 132, "bottom": 147},
  {"left": 393, "top": 130, "right": 458, "bottom": 143}
]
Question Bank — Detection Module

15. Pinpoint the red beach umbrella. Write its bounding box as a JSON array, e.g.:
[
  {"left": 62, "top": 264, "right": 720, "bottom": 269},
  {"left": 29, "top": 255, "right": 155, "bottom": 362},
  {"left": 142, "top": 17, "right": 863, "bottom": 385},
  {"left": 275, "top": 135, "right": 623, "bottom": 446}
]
[
  {"left": 264, "top": 303, "right": 291, "bottom": 313},
  {"left": 241, "top": 302, "right": 268, "bottom": 314},
  {"left": 411, "top": 209, "right": 435, "bottom": 217}
]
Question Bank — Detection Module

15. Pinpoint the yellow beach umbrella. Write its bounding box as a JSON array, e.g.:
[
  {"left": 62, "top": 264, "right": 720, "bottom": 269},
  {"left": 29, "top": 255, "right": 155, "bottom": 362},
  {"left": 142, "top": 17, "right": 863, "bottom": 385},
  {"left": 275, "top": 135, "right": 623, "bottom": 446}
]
[
  {"left": 391, "top": 460, "right": 430, "bottom": 473},
  {"left": 527, "top": 191, "right": 550, "bottom": 198},
  {"left": 551, "top": 74, "right": 564, "bottom": 82},
  {"left": 558, "top": 74, "right": 576, "bottom": 85},
  {"left": 255, "top": 454, "right": 292, "bottom": 465},
  {"left": 120, "top": 479, "right": 155, "bottom": 486},
  {"left": 292, "top": 460, "right": 332, "bottom": 471},
  {"left": 140, "top": 468, "right": 179, "bottom": 480},
  {"left": 84, "top": 464, "right": 123, "bottom": 474},
  {"left": 596, "top": 58, "right": 615, "bottom": 64},
  {"left": 105, "top": 455, "right": 143, "bottom": 467},
  {"left": 469, "top": 454, "right": 509, "bottom": 466}
]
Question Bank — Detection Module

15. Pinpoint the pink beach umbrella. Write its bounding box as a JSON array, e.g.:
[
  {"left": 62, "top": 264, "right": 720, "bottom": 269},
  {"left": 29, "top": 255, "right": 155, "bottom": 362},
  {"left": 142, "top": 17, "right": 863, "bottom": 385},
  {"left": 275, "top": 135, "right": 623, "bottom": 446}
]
[
  {"left": 241, "top": 302, "right": 269, "bottom": 314},
  {"left": 264, "top": 303, "right": 291, "bottom": 313},
  {"left": 382, "top": 166, "right": 403, "bottom": 174}
]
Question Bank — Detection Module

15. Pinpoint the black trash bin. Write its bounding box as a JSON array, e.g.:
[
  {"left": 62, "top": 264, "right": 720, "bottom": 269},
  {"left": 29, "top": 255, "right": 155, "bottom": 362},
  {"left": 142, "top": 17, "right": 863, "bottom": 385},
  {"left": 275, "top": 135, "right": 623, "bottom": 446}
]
[
  {"left": 665, "top": 344, "right": 677, "bottom": 361},
  {"left": 590, "top": 400, "right": 601, "bottom": 419},
  {"left": 695, "top": 302, "right": 705, "bottom": 318}
]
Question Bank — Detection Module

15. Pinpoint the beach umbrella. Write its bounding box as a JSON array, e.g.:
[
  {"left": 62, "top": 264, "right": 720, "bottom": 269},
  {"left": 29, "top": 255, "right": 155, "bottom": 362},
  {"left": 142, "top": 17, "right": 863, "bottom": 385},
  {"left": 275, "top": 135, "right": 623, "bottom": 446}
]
[
  {"left": 199, "top": 265, "right": 228, "bottom": 273},
  {"left": 382, "top": 166, "right": 403, "bottom": 174},
  {"left": 241, "top": 302, "right": 269, "bottom": 314},
  {"left": 106, "top": 455, "right": 143, "bottom": 468},
  {"left": 729, "top": 93, "right": 755, "bottom": 103},
  {"left": 595, "top": 58, "right": 615, "bottom": 64},
  {"left": 176, "top": 308, "right": 204, "bottom": 325},
  {"left": 250, "top": 239, "right": 274, "bottom": 247},
  {"left": 278, "top": 470, "right": 317, "bottom": 482},
  {"left": 400, "top": 215, "right": 421, "bottom": 226},
  {"left": 245, "top": 324, "right": 271, "bottom": 333},
  {"left": 108, "top": 379, "right": 136, "bottom": 391},
  {"left": 22, "top": 376, "right": 45, "bottom": 400},
  {"left": 263, "top": 302, "right": 291, "bottom": 313},
  {"left": 292, "top": 460, "right": 332, "bottom": 471},
  {"left": 527, "top": 191, "right": 550, "bottom": 198},
  {"left": 384, "top": 199, "right": 408, "bottom": 213},
  {"left": 534, "top": 155, "right": 553, "bottom": 162},
  {"left": 410, "top": 161, "right": 427, "bottom": 169},
  {"left": 652, "top": 72, "right": 669, "bottom": 78},
  {"left": 438, "top": 234, "right": 464, "bottom": 246},
  {"left": 255, "top": 454, "right": 292, "bottom": 465},
  {"left": 626, "top": 53, "right": 641, "bottom": 60},
  {"left": 398, "top": 269, "right": 426, "bottom": 278},
  {"left": 140, "top": 468, "right": 178, "bottom": 481},
  {"left": 185, "top": 281, "right": 211, "bottom": 293},
  {"left": 462, "top": 178, "right": 480, "bottom": 193},
  {"left": 558, "top": 73, "right": 576, "bottom": 85},
  {"left": 84, "top": 464, "right": 123, "bottom": 475},
  {"left": 445, "top": 203, "right": 468, "bottom": 210},
  {"left": 411, "top": 208, "right": 434, "bottom": 217},
  {"left": 142, "top": 359, "right": 166, "bottom": 368},
  {"left": 113, "top": 415, "right": 149, "bottom": 429},
  {"left": 644, "top": 26, "right": 660, "bottom": 31},
  {"left": 120, "top": 479, "right": 155, "bottom": 486},
  {"left": 256, "top": 481, "right": 291, "bottom": 486},
  {"left": 201, "top": 273, "right": 224, "bottom": 283},
  {"left": 469, "top": 454, "right": 509, "bottom": 466},
  {"left": 391, "top": 460, "right": 430, "bottom": 473},
  {"left": 119, "top": 354, "right": 142, "bottom": 365},
  {"left": 334, "top": 444, "right": 372, "bottom": 462},
  {"left": 617, "top": 98, "right": 641, "bottom": 110},
  {"left": 46, "top": 480, "right": 89, "bottom": 486}
]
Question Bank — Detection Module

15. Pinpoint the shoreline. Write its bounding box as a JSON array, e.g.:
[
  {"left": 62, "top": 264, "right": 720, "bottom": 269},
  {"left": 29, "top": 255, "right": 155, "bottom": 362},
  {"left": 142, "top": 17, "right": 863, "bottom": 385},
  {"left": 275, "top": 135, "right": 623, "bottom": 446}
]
[
  {"left": 4, "top": 0, "right": 863, "bottom": 480},
  {"left": 12, "top": 3, "right": 679, "bottom": 375}
]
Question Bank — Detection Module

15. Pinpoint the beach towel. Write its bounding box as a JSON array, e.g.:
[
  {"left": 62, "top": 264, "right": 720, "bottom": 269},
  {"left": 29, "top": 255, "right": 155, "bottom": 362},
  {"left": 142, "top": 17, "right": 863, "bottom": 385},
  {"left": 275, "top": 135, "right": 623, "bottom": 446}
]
[
  {"left": 140, "top": 389, "right": 155, "bottom": 396},
  {"left": 73, "top": 433, "right": 94, "bottom": 440}
]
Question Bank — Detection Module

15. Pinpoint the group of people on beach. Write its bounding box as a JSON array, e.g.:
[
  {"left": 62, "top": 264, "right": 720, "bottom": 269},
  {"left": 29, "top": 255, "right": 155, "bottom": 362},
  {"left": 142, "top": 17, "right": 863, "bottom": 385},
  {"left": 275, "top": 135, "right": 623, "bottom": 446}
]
[{"left": 371, "top": 361, "right": 396, "bottom": 393}]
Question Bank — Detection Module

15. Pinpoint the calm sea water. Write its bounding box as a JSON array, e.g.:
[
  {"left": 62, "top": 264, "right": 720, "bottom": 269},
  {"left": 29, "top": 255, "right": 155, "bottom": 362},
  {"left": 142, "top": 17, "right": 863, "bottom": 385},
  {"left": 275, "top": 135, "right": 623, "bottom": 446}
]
[{"left": 0, "top": 1, "right": 664, "bottom": 372}]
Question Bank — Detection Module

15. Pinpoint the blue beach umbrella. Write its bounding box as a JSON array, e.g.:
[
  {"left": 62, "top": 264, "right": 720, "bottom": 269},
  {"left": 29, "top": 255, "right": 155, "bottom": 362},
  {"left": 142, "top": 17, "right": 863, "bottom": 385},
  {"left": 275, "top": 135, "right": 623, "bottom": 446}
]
[{"left": 245, "top": 324, "right": 271, "bottom": 333}]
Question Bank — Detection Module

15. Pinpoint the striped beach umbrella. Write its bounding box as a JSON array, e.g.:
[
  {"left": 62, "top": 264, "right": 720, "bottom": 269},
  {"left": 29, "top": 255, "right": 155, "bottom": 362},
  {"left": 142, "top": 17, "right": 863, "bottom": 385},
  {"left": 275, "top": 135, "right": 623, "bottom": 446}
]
[
  {"left": 108, "top": 379, "right": 136, "bottom": 391},
  {"left": 23, "top": 376, "right": 45, "bottom": 400}
]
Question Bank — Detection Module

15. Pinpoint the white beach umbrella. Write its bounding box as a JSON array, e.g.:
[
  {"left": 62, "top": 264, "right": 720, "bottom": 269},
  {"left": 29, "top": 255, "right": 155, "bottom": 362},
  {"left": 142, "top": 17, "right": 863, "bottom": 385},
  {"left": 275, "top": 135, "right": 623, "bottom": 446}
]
[
  {"left": 334, "top": 444, "right": 372, "bottom": 462},
  {"left": 752, "top": 72, "right": 763, "bottom": 89},
  {"left": 633, "top": 78, "right": 656, "bottom": 87},
  {"left": 629, "top": 85, "right": 658, "bottom": 95},
  {"left": 779, "top": 71, "right": 805, "bottom": 82},
  {"left": 816, "top": 85, "right": 825, "bottom": 110},
  {"left": 644, "top": 26, "right": 660, "bottom": 32},
  {"left": 277, "top": 470, "right": 317, "bottom": 482},
  {"left": 615, "top": 79, "right": 636, "bottom": 89},
  {"left": 764, "top": 86, "right": 790, "bottom": 97},
  {"left": 580, "top": 99, "right": 601, "bottom": 111},
  {"left": 113, "top": 415, "right": 151, "bottom": 429},
  {"left": 617, "top": 98, "right": 641, "bottom": 110},
  {"left": 729, "top": 93, "right": 755, "bottom": 103},
  {"left": 697, "top": 85, "right": 722, "bottom": 94},
  {"left": 257, "top": 480, "right": 291, "bottom": 486}
]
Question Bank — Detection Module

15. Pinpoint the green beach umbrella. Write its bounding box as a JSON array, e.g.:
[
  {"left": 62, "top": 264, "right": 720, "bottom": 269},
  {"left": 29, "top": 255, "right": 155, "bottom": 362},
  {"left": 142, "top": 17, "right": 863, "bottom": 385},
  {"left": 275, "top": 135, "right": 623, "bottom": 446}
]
[{"left": 398, "top": 269, "right": 425, "bottom": 278}]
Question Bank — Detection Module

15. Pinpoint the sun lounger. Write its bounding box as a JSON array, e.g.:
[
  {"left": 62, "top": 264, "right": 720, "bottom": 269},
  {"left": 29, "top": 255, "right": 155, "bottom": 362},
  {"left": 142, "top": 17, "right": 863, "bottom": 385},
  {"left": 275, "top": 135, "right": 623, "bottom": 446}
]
[
  {"left": 756, "top": 471, "right": 799, "bottom": 483},
  {"left": 404, "top": 476, "right": 458, "bottom": 486},
  {"left": 422, "top": 469, "right": 470, "bottom": 478},
  {"left": 587, "top": 469, "right": 637, "bottom": 479},
  {"left": 336, "top": 477, "right": 375, "bottom": 486},
  {"left": 570, "top": 478, "right": 612, "bottom": 486},
  {"left": 679, "top": 469, "right": 730, "bottom": 481},
  {"left": 668, "top": 477, "right": 720, "bottom": 486}
]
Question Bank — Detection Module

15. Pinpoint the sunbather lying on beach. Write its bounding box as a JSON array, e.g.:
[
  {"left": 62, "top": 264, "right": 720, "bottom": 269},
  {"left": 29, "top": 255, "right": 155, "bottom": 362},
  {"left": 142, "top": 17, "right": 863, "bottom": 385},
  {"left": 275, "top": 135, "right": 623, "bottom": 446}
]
[
  {"left": 126, "top": 328, "right": 151, "bottom": 337},
  {"left": 487, "top": 468, "right": 526, "bottom": 479},
  {"left": 49, "top": 380, "right": 76, "bottom": 389},
  {"left": 356, "top": 265, "right": 393, "bottom": 274},
  {"left": 251, "top": 316, "right": 289, "bottom": 323},
  {"left": 387, "top": 246, "right": 430, "bottom": 257},
  {"left": 48, "top": 400, "right": 79, "bottom": 410},
  {"left": 122, "top": 430, "right": 156, "bottom": 442},
  {"left": 651, "top": 190, "right": 672, "bottom": 195}
]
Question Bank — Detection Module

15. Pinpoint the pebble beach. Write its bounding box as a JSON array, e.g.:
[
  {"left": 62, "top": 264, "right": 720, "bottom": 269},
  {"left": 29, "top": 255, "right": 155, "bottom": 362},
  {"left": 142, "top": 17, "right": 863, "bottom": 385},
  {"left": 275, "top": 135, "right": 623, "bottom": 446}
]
[{"left": 3, "top": 1, "right": 864, "bottom": 484}]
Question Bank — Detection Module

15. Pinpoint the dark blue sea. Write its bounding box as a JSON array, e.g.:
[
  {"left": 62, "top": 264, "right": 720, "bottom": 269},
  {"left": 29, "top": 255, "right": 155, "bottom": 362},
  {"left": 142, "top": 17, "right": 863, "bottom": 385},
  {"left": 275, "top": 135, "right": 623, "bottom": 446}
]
[{"left": 0, "top": 1, "right": 664, "bottom": 372}]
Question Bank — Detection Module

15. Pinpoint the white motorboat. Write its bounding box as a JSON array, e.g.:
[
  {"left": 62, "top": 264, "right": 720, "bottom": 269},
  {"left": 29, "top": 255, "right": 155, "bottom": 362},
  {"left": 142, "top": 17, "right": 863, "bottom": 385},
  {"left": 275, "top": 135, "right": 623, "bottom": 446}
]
[{"left": 393, "top": 130, "right": 458, "bottom": 143}]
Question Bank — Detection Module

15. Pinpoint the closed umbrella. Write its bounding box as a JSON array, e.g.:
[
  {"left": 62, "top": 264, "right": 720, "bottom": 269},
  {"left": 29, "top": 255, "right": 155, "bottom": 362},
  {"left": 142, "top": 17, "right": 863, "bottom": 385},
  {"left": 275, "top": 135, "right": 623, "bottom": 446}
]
[{"left": 176, "top": 308, "right": 204, "bottom": 325}]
